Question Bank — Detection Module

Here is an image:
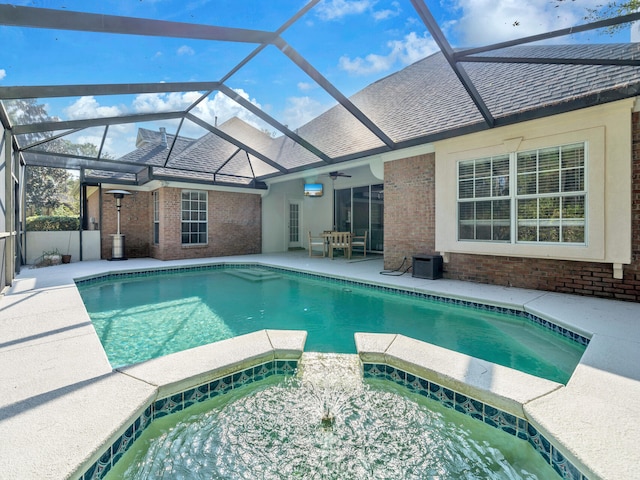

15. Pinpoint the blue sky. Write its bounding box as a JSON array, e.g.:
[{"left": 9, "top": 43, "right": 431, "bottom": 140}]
[{"left": 0, "top": 0, "right": 634, "bottom": 156}]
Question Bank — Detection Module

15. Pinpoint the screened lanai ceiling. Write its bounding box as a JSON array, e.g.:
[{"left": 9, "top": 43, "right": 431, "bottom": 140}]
[{"left": 1, "top": 1, "right": 639, "bottom": 189}]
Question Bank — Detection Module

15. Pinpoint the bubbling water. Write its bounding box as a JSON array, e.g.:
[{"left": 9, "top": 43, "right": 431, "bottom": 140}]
[{"left": 112, "top": 354, "right": 555, "bottom": 479}]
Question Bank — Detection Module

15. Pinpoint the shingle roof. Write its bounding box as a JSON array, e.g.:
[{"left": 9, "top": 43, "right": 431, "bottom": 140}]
[
  {"left": 346, "top": 43, "right": 640, "bottom": 145},
  {"left": 465, "top": 44, "right": 640, "bottom": 120},
  {"left": 94, "top": 43, "right": 640, "bottom": 185}
]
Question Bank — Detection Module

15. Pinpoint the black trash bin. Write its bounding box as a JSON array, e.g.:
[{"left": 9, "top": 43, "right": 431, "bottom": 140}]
[{"left": 412, "top": 255, "right": 443, "bottom": 280}]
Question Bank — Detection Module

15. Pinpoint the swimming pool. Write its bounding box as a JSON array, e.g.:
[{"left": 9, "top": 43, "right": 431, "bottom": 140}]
[
  {"left": 77, "top": 264, "right": 587, "bottom": 383},
  {"left": 104, "top": 354, "right": 560, "bottom": 480}
]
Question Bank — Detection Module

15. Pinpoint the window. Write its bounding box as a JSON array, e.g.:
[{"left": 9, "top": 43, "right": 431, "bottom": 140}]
[
  {"left": 181, "top": 190, "right": 207, "bottom": 245},
  {"left": 516, "top": 144, "right": 585, "bottom": 243},
  {"left": 458, "top": 143, "right": 586, "bottom": 245},
  {"left": 153, "top": 191, "right": 159, "bottom": 244},
  {"left": 458, "top": 155, "right": 511, "bottom": 241}
]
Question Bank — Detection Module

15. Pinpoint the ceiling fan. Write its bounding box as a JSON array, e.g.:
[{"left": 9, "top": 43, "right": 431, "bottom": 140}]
[{"left": 326, "top": 171, "right": 351, "bottom": 180}]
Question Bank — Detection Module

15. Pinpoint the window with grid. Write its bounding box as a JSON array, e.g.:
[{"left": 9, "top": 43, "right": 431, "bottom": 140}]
[
  {"left": 457, "top": 143, "right": 586, "bottom": 245},
  {"left": 181, "top": 190, "right": 207, "bottom": 245},
  {"left": 516, "top": 143, "right": 585, "bottom": 244},
  {"left": 153, "top": 191, "right": 159, "bottom": 244},
  {"left": 458, "top": 155, "right": 511, "bottom": 241}
]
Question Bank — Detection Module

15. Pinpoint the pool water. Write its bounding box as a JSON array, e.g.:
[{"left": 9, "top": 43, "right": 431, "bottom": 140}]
[
  {"left": 105, "top": 354, "right": 558, "bottom": 480},
  {"left": 78, "top": 267, "right": 585, "bottom": 383}
]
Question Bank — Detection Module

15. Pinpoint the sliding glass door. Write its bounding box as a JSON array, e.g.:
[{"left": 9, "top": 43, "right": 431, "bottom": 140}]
[{"left": 334, "top": 184, "right": 384, "bottom": 252}]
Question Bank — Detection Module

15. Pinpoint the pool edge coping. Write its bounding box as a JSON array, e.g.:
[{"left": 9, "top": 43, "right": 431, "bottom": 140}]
[
  {"left": 72, "top": 262, "right": 591, "bottom": 479},
  {"left": 9, "top": 255, "right": 634, "bottom": 480},
  {"left": 74, "top": 329, "right": 307, "bottom": 480},
  {"left": 77, "top": 333, "right": 586, "bottom": 480}
]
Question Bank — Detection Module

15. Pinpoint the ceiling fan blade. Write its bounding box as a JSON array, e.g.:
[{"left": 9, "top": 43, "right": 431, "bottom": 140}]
[{"left": 328, "top": 171, "right": 351, "bottom": 178}]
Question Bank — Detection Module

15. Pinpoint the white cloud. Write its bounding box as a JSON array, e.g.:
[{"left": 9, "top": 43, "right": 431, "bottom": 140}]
[
  {"left": 315, "top": 0, "right": 372, "bottom": 20},
  {"left": 64, "top": 96, "right": 125, "bottom": 119},
  {"left": 339, "top": 31, "right": 438, "bottom": 75},
  {"left": 0, "top": 69, "right": 6, "bottom": 81},
  {"left": 390, "top": 31, "right": 439, "bottom": 64},
  {"left": 61, "top": 96, "right": 135, "bottom": 157},
  {"left": 373, "top": 1, "right": 401, "bottom": 21},
  {"left": 339, "top": 52, "right": 395, "bottom": 75},
  {"left": 177, "top": 45, "right": 195, "bottom": 56},
  {"left": 131, "top": 89, "right": 270, "bottom": 136},
  {"left": 297, "top": 82, "right": 316, "bottom": 92},
  {"left": 132, "top": 92, "right": 195, "bottom": 113},
  {"left": 315, "top": 0, "right": 402, "bottom": 22},
  {"left": 450, "top": 0, "right": 603, "bottom": 46},
  {"left": 282, "top": 96, "right": 330, "bottom": 130}
]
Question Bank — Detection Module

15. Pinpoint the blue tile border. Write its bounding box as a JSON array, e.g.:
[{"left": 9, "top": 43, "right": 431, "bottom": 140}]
[
  {"left": 75, "top": 263, "right": 590, "bottom": 347},
  {"left": 363, "top": 362, "right": 589, "bottom": 480},
  {"left": 79, "top": 359, "right": 298, "bottom": 480},
  {"left": 79, "top": 356, "right": 588, "bottom": 479}
]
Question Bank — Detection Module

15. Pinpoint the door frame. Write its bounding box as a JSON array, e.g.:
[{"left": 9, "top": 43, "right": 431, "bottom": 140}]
[{"left": 287, "top": 199, "right": 303, "bottom": 249}]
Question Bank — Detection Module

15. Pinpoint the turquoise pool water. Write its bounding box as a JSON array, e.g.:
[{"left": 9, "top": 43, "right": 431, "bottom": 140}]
[
  {"left": 78, "top": 267, "right": 585, "bottom": 383},
  {"left": 105, "top": 354, "right": 560, "bottom": 480}
]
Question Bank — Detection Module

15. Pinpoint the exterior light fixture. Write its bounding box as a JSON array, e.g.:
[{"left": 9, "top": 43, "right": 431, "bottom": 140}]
[{"left": 106, "top": 189, "right": 131, "bottom": 260}]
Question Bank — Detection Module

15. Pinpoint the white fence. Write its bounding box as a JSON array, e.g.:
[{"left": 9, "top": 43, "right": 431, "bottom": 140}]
[{"left": 24, "top": 231, "right": 101, "bottom": 264}]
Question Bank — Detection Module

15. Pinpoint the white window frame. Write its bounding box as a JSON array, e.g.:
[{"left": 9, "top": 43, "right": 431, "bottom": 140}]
[
  {"left": 436, "top": 106, "right": 634, "bottom": 266},
  {"left": 181, "top": 190, "right": 208, "bottom": 245},
  {"left": 457, "top": 143, "right": 587, "bottom": 246},
  {"left": 457, "top": 154, "right": 511, "bottom": 242},
  {"left": 514, "top": 143, "right": 587, "bottom": 245},
  {"left": 153, "top": 191, "right": 159, "bottom": 245}
]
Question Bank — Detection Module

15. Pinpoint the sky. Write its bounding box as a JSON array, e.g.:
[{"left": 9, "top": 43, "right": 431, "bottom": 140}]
[{"left": 0, "top": 0, "right": 635, "bottom": 157}]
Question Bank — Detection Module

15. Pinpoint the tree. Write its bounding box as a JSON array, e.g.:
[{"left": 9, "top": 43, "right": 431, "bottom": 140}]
[
  {"left": 554, "top": 0, "right": 640, "bottom": 31},
  {"left": 584, "top": 1, "right": 640, "bottom": 20},
  {"left": 25, "top": 167, "right": 73, "bottom": 216},
  {"left": 5, "top": 99, "right": 96, "bottom": 216}
]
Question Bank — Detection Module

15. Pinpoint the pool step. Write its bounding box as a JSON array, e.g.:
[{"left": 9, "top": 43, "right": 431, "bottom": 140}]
[{"left": 226, "top": 269, "right": 281, "bottom": 282}]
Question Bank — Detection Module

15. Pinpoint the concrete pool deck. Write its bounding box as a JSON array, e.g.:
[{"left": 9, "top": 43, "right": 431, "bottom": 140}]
[{"left": 0, "top": 253, "right": 639, "bottom": 479}]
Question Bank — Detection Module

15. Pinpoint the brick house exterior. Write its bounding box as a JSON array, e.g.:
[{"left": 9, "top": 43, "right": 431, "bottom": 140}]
[
  {"left": 71, "top": 45, "right": 640, "bottom": 303},
  {"left": 383, "top": 112, "right": 640, "bottom": 302},
  {"left": 98, "top": 187, "right": 262, "bottom": 261},
  {"left": 384, "top": 153, "right": 436, "bottom": 270}
]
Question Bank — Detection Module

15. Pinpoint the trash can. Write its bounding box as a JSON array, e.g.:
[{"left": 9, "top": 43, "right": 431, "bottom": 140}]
[{"left": 412, "top": 255, "right": 443, "bottom": 279}]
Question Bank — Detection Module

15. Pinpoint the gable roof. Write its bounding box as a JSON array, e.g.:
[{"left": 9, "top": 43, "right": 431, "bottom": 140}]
[{"left": 84, "top": 43, "right": 640, "bottom": 187}]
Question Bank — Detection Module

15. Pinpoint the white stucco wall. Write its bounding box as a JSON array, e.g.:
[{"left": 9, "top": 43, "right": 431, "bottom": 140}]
[
  {"left": 434, "top": 99, "right": 635, "bottom": 265},
  {"left": 25, "top": 230, "right": 101, "bottom": 264},
  {"left": 262, "top": 164, "right": 383, "bottom": 253}
]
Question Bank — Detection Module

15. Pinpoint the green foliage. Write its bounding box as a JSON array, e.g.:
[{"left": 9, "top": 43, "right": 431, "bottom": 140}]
[
  {"left": 578, "top": 1, "right": 640, "bottom": 32},
  {"left": 7, "top": 99, "right": 86, "bottom": 216},
  {"left": 26, "top": 166, "right": 78, "bottom": 216},
  {"left": 26, "top": 215, "right": 80, "bottom": 231},
  {"left": 51, "top": 203, "right": 78, "bottom": 217}
]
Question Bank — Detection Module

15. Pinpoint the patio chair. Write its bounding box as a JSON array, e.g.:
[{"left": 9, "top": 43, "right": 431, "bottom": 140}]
[
  {"left": 329, "top": 231, "right": 351, "bottom": 260},
  {"left": 351, "top": 230, "right": 368, "bottom": 257},
  {"left": 308, "top": 231, "right": 326, "bottom": 257}
]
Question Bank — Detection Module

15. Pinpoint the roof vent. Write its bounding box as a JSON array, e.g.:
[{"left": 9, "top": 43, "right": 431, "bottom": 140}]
[{"left": 159, "top": 127, "right": 168, "bottom": 148}]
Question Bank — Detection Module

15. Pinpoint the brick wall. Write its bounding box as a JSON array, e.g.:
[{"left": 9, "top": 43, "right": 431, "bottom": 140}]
[
  {"left": 384, "top": 153, "right": 436, "bottom": 270},
  {"left": 150, "top": 187, "right": 262, "bottom": 261},
  {"left": 100, "top": 191, "right": 152, "bottom": 259},
  {"left": 383, "top": 113, "right": 640, "bottom": 301},
  {"left": 99, "top": 187, "right": 262, "bottom": 260}
]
